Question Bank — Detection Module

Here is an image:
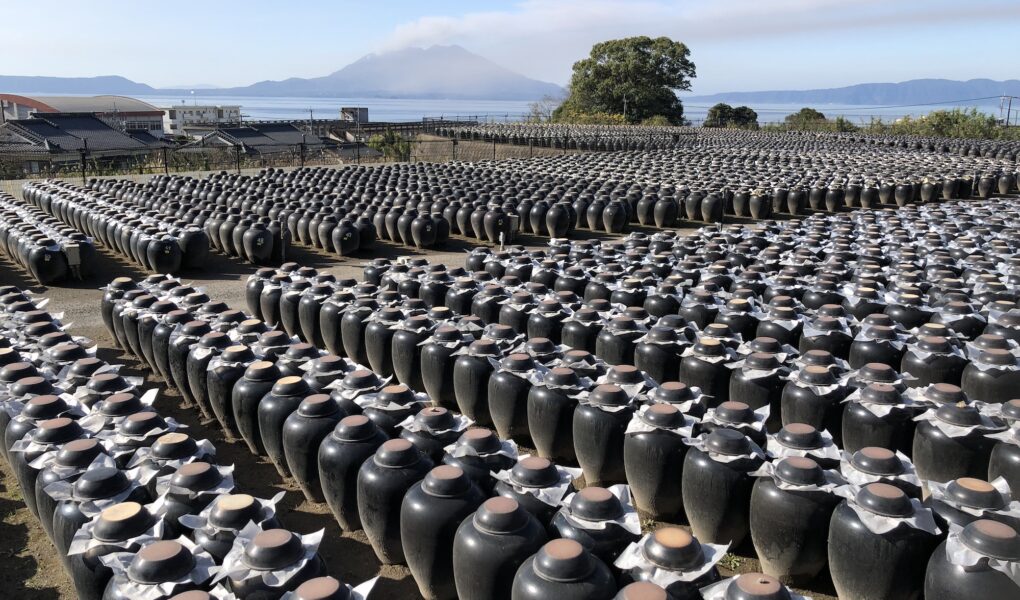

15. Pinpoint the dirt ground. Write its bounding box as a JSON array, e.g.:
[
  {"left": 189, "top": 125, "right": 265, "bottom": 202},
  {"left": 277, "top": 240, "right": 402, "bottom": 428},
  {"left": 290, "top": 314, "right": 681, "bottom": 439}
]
[{"left": 0, "top": 224, "right": 838, "bottom": 600}]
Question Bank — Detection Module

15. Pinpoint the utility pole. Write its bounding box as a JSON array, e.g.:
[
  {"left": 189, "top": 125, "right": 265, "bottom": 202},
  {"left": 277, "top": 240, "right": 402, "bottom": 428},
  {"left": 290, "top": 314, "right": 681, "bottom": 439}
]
[
  {"left": 80, "top": 138, "right": 89, "bottom": 186},
  {"left": 623, "top": 94, "right": 628, "bottom": 120}
]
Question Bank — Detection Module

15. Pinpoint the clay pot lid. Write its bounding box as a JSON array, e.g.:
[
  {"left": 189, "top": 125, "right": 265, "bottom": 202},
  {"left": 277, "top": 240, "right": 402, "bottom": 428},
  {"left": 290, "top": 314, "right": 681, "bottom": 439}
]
[
  {"left": 98, "top": 392, "right": 143, "bottom": 417},
  {"left": 693, "top": 337, "right": 726, "bottom": 357},
  {"left": 657, "top": 315, "right": 688, "bottom": 330},
  {"left": 774, "top": 456, "right": 826, "bottom": 487},
  {"left": 544, "top": 367, "right": 579, "bottom": 387},
  {"left": 128, "top": 540, "right": 196, "bottom": 584},
  {"left": 651, "top": 382, "right": 693, "bottom": 404},
  {"left": 572, "top": 307, "right": 600, "bottom": 323},
  {"left": 746, "top": 337, "right": 780, "bottom": 354},
  {"left": 422, "top": 465, "right": 472, "bottom": 497},
  {"left": 716, "top": 401, "right": 755, "bottom": 424},
  {"left": 935, "top": 402, "right": 983, "bottom": 427},
  {"left": 469, "top": 339, "right": 500, "bottom": 356},
  {"left": 283, "top": 342, "right": 320, "bottom": 360},
  {"left": 54, "top": 438, "right": 103, "bottom": 467},
  {"left": 857, "top": 482, "right": 914, "bottom": 518},
  {"left": 810, "top": 316, "right": 842, "bottom": 331},
  {"left": 973, "top": 334, "right": 1010, "bottom": 351},
  {"left": 861, "top": 383, "right": 901, "bottom": 405},
  {"left": 571, "top": 483, "right": 624, "bottom": 520},
  {"left": 12, "top": 375, "right": 54, "bottom": 397},
  {"left": 475, "top": 496, "right": 529, "bottom": 534},
  {"left": 181, "top": 320, "right": 211, "bottom": 336},
  {"left": 859, "top": 363, "right": 897, "bottom": 383},
  {"left": 801, "top": 350, "right": 835, "bottom": 367},
  {"left": 94, "top": 501, "right": 154, "bottom": 542},
  {"left": 415, "top": 406, "right": 455, "bottom": 431},
  {"left": 643, "top": 527, "right": 704, "bottom": 571},
  {"left": 925, "top": 383, "right": 966, "bottom": 405},
  {"left": 977, "top": 348, "right": 1017, "bottom": 366},
  {"left": 31, "top": 417, "right": 82, "bottom": 445},
  {"left": 453, "top": 428, "right": 502, "bottom": 455},
  {"left": 169, "top": 590, "right": 214, "bottom": 600},
  {"left": 605, "top": 365, "right": 642, "bottom": 385},
  {"left": 705, "top": 428, "right": 752, "bottom": 456},
  {"left": 119, "top": 411, "right": 166, "bottom": 436},
  {"left": 745, "top": 352, "right": 780, "bottom": 371},
  {"left": 960, "top": 519, "right": 1020, "bottom": 561},
  {"left": 244, "top": 528, "right": 304, "bottom": 570},
  {"left": 375, "top": 438, "right": 422, "bottom": 468},
  {"left": 246, "top": 361, "right": 281, "bottom": 382},
  {"left": 727, "top": 573, "right": 792, "bottom": 600},
  {"left": 292, "top": 576, "right": 351, "bottom": 600},
  {"left": 534, "top": 538, "right": 594, "bottom": 582},
  {"left": 776, "top": 423, "right": 822, "bottom": 449},
  {"left": 109, "top": 277, "right": 137, "bottom": 290},
  {"left": 74, "top": 466, "right": 131, "bottom": 500},
  {"left": 221, "top": 345, "right": 255, "bottom": 363},
  {"left": 1002, "top": 399, "right": 1020, "bottom": 421},
  {"left": 334, "top": 414, "right": 380, "bottom": 442},
  {"left": 861, "top": 313, "right": 893, "bottom": 328},
  {"left": 259, "top": 330, "right": 292, "bottom": 347},
  {"left": 587, "top": 299, "right": 612, "bottom": 312},
  {"left": 433, "top": 326, "right": 463, "bottom": 342},
  {"left": 615, "top": 581, "right": 668, "bottom": 599},
  {"left": 589, "top": 385, "right": 631, "bottom": 408},
  {"left": 510, "top": 456, "right": 561, "bottom": 488},
  {"left": 704, "top": 323, "right": 733, "bottom": 338},
  {"left": 67, "top": 357, "right": 103, "bottom": 379},
  {"left": 428, "top": 307, "right": 452, "bottom": 320},
  {"left": 46, "top": 342, "right": 89, "bottom": 362},
  {"left": 170, "top": 461, "right": 222, "bottom": 492},
  {"left": 21, "top": 393, "right": 66, "bottom": 420},
  {"left": 641, "top": 403, "right": 685, "bottom": 429},
  {"left": 850, "top": 447, "right": 903, "bottom": 476},
  {"left": 865, "top": 325, "right": 898, "bottom": 341},
  {"left": 797, "top": 365, "right": 837, "bottom": 385},
  {"left": 377, "top": 384, "right": 415, "bottom": 405},
  {"left": 273, "top": 376, "right": 311, "bottom": 397},
  {"left": 151, "top": 432, "right": 198, "bottom": 460},
  {"left": 501, "top": 353, "right": 536, "bottom": 372},
  {"left": 342, "top": 369, "right": 382, "bottom": 390},
  {"left": 208, "top": 493, "right": 261, "bottom": 530},
  {"left": 943, "top": 301, "right": 975, "bottom": 315},
  {"left": 611, "top": 316, "right": 640, "bottom": 331},
  {"left": 526, "top": 337, "right": 558, "bottom": 356},
  {"left": 297, "top": 394, "right": 340, "bottom": 418},
  {"left": 943, "top": 478, "right": 1002, "bottom": 512}
]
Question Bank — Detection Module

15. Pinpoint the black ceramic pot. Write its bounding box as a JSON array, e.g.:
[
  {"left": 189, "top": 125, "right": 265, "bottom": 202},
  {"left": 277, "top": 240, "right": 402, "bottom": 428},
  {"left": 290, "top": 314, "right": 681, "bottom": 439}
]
[{"left": 358, "top": 438, "right": 434, "bottom": 564}]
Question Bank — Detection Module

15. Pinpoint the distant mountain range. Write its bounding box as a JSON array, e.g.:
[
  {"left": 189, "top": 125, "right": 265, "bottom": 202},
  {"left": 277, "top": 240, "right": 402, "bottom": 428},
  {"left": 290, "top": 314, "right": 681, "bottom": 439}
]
[
  {"left": 686, "top": 79, "right": 1019, "bottom": 106},
  {"left": 0, "top": 46, "right": 563, "bottom": 101}
]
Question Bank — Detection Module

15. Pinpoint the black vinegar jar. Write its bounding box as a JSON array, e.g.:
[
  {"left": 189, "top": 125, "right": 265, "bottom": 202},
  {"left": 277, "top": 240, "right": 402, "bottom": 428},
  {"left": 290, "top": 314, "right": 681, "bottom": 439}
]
[
  {"left": 841, "top": 382, "right": 918, "bottom": 456},
  {"left": 572, "top": 385, "right": 634, "bottom": 487},
  {"left": 232, "top": 360, "right": 280, "bottom": 457},
  {"left": 400, "top": 465, "right": 486, "bottom": 600},
  {"left": 550, "top": 486, "right": 641, "bottom": 566},
  {"left": 452, "top": 496, "right": 548, "bottom": 600},
  {"left": 528, "top": 367, "right": 586, "bottom": 464},
  {"left": 510, "top": 538, "right": 617, "bottom": 600},
  {"left": 283, "top": 393, "right": 345, "bottom": 503},
  {"left": 357, "top": 438, "right": 434, "bottom": 565},
  {"left": 318, "top": 415, "right": 389, "bottom": 532},
  {"left": 827, "top": 483, "right": 941, "bottom": 600},
  {"left": 258, "top": 375, "right": 313, "bottom": 478},
  {"left": 623, "top": 403, "right": 691, "bottom": 522},
  {"left": 749, "top": 457, "right": 842, "bottom": 585},
  {"left": 912, "top": 403, "right": 1000, "bottom": 483},
  {"left": 679, "top": 338, "right": 732, "bottom": 407},
  {"left": 453, "top": 339, "right": 500, "bottom": 427},
  {"left": 681, "top": 429, "right": 764, "bottom": 547},
  {"left": 924, "top": 519, "right": 1020, "bottom": 599}
]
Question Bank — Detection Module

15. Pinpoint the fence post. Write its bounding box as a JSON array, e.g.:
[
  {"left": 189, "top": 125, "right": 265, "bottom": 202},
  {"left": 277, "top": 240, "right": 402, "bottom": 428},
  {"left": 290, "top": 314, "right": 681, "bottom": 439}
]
[
  {"left": 492, "top": 138, "right": 496, "bottom": 161},
  {"left": 162, "top": 147, "right": 169, "bottom": 174},
  {"left": 355, "top": 143, "right": 360, "bottom": 164},
  {"left": 299, "top": 142, "right": 306, "bottom": 168},
  {"left": 529, "top": 138, "right": 533, "bottom": 158},
  {"left": 80, "top": 138, "right": 88, "bottom": 186},
  {"left": 452, "top": 139, "right": 457, "bottom": 161},
  {"left": 234, "top": 145, "right": 241, "bottom": 174}
]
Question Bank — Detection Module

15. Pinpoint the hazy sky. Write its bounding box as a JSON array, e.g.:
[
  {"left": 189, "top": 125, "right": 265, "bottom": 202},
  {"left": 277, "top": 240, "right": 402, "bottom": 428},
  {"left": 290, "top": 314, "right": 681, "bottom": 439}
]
[{"left": 3, "top": 0, "right": 1018, "bottom": 93}]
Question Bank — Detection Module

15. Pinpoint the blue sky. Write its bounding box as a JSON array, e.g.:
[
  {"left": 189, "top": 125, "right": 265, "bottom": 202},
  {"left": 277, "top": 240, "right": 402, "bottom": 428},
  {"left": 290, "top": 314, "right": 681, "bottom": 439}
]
[{"left": 3, "top": 0, "right": 1018, "bottom": 93}]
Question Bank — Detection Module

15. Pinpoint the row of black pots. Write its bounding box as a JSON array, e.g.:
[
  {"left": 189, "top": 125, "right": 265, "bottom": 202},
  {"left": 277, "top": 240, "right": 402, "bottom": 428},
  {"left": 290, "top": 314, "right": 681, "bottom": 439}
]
[
  {"left": 0, "top": 285, "right": 368, "bottom": 600},
  {"left": 437, "top": 123, "right": 1020, "bottom": 161},
  {"left": 21, "top": 180, "right": 210, "bottom": 274},
  {"left": 101, "top": 273, "right": 846, "bottom": 600},
  {"left": 0, "top": 191, "right": 97, "bottom": 283}
]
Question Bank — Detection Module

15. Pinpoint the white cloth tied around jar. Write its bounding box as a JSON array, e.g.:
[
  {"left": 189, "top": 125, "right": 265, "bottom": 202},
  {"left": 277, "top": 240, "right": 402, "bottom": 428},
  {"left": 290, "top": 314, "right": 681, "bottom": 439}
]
[
  {"left": 177, "top": 491, "right": 285, "bottom": 533},
  {"left": 100, "top": 536, "right": 217, "bottom": 600},
  {"left": 397, "top": 411, "right": 473, "bottom": 436},
  {"left": 624, "top": 404, "right": 698, "bottom": 437},
  {"left": 751, "top": 461, "right": 846, "bottom": 493},
  {"left": 614, "top": 534, "right": 729, "bottom": 587},
  {"left": 944, "top": 523, "right": 1020, "bottom": 586},
  {"left": 834, "top": 486, "right": 941, "bottom": 535},
  {"left": 558, "top": 484, "right": 642, "bottom": 535},
  {"left": 68, "top": 495, "right": 169, "bottom": 555},
  {"left": 838, "top": 450, "right": 922, "bottom": 488},
  {"left": 491, "top": 454, "right": 580, "bottom": 507},
  {"left": 927, "top": 476, "right": 1020, "bottom": 518},
  {"left": 913, "top": 407, "right": 1005, "bottom": 438},
  {"left": 699, "top": 576, "right": 813, "bottom": 600},
  {"left": 766, "top": 428, "right": 842, "bottom": 462},
  {"left": 215, "top": 523, "right": 323, "bottom": 588},
  {"left": 687, "top": 433, "right": 767, "bottom": 464}
]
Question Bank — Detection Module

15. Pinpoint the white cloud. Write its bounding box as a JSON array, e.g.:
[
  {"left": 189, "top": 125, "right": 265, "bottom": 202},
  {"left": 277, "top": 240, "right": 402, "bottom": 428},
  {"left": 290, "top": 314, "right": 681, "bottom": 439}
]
[{"left": 378, "top": 0, "right": 1020, "bottom": 86}]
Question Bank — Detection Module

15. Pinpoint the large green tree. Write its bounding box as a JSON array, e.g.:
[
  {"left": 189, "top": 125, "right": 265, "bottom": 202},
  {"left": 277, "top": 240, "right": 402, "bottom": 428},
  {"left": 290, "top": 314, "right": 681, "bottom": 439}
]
[
  {"left": 785, "top": 107, "right": 827, "bottom": 126},
  {"left": 553, "top": 36, "right": 696, "bottom": 125},
  {"left": 704, "top": 103, "right": 758, "bottom": 128}
]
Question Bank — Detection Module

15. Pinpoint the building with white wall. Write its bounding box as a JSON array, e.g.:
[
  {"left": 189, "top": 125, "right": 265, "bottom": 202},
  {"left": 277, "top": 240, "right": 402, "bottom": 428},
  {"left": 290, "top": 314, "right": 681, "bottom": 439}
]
[
  {"left": 163, "top": 105, "right": 241, "bottom": 135},
  {"left": 0, "top": 94, "right": 165, "bottom": 133}
]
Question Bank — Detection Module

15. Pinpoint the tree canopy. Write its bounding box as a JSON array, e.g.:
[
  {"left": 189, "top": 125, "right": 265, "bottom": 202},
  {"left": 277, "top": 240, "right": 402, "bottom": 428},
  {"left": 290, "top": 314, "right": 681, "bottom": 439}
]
[
  {"left": 703, "top": 103, "right": 759, "bottom": 128},
  {"left": 553, "top": 36, "right": 696, "bottom": 125},
  {"left": 784, "top": 107, "right": 827, "bottom": 125}
]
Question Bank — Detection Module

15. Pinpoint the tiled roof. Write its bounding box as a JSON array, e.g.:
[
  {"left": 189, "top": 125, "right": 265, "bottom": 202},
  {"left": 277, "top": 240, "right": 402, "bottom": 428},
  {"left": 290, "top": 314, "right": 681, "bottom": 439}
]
[{"left": 0, "top": 114, "right": 165, "bottom": 154}]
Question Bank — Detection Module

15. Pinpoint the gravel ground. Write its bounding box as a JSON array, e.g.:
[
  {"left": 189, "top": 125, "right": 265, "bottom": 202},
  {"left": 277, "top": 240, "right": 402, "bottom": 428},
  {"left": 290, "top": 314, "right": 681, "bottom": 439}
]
[{"left": 0, "top": 226, "right": 838, "bottom": 600}]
